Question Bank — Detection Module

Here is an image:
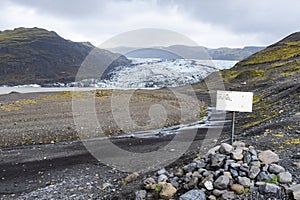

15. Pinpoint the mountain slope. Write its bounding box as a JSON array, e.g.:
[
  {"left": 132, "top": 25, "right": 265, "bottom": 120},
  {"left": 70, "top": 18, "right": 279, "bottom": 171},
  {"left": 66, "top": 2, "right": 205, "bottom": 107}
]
[
  {"left": 108, "top": 45, "right": 264, "bottom": 60},
  {"left": 214, "top": 32, "right": 300, "bottom": 135},
  {"left": 0, "top": 27, "right": 129, "bottom": 85}
]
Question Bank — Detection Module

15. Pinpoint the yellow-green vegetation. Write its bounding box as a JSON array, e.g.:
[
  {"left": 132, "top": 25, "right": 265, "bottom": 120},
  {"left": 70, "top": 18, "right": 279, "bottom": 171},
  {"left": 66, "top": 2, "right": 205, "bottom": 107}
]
[
  {"left": 95, "top": 89, "right": 112, "bottom": 98},
  {"left": 273, "top": 133, "right": 284, "bottom": 138},
  {"left": 237, "top": 40, "right": 300, "bottom": 66},
  {"left": 264, "top": 175, "right": 279, "bottom": 184},
  {"left": 0, "top": 99, "right": 37, "bottom": 112},
  {"left": 39, "top": 91, "right": 88, "bottom": 101},
  {"left": 285, "top": 138, "right": 300, "bottom": 145}
]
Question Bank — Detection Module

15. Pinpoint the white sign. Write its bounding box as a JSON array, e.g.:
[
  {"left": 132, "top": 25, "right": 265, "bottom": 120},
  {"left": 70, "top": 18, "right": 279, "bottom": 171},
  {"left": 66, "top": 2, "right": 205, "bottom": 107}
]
[{"left": 216, "top": 90, "right": 253, "bottom": 112}]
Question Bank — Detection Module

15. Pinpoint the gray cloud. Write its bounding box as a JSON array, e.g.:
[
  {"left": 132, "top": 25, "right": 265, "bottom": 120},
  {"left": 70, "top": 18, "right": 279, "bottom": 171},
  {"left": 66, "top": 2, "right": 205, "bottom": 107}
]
[{"left": 0, "top": 0, "right": 299, "bottom": 47}]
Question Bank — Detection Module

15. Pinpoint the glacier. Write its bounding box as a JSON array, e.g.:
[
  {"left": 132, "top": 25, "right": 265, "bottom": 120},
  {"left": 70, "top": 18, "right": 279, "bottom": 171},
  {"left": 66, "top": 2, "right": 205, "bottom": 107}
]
[{"left": 71, "top": 58, "right": 238, "bottom": 88}]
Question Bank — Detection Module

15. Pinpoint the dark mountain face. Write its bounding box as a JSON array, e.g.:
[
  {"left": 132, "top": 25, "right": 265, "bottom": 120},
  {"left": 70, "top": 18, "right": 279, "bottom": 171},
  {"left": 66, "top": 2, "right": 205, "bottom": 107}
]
[{"left": 0, "top": 27, "right": 129, "bottom": 85}]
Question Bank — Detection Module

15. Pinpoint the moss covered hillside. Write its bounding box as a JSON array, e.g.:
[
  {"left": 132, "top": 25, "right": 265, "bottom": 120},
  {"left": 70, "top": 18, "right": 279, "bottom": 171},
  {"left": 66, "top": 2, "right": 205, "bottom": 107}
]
[{"left": 219, "top": 32, "right": 300, "bottom": 135}]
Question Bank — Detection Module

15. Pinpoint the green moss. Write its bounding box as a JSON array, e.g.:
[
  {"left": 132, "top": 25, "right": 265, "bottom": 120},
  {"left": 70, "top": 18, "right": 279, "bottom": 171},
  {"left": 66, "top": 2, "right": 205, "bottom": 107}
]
[
  {"left": 264, "top": 175, "right": 278, "bottom": 184},
  {"left": 235, "top": 69, "right": 265, "bottom": 80}
]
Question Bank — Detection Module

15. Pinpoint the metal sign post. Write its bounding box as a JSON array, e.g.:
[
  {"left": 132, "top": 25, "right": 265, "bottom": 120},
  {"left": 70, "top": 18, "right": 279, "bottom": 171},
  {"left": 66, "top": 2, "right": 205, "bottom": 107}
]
[
  {"left": 216, "top": 91, "right": 253, "bottom": 144},
  {"left": 231, "top": 111, "right": 235, "bottom": 145}
]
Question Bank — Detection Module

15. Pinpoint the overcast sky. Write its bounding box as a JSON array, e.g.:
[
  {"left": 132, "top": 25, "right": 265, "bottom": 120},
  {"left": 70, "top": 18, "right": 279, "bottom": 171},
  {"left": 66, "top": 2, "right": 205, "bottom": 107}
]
[{"left": 0, "top": 0, "right": 299, "bottom": 48}]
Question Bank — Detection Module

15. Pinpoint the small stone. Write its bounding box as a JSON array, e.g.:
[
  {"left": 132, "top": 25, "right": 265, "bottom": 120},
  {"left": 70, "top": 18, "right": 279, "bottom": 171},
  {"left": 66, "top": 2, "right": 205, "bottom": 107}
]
[
  {"left": 175, "top": 168, "right": 184, "bottom": 177},
  {"left": 258, "top": 183, "right": 280, "bottom": 194},
  {"left": 157, "top": 168, "right": 168, "bottom": 175},
  {"left": 214, "top": 175, "right": 229, "bottom": 190},
  {"left": 243, "top": 151, "right": 252, "bottom": 164},
  {"left": 229, "top": 168, "right": 239, "bottom": 178},
  {"left": 193, "top": 159, "right": 206, "bottom": 168},
  {"left": 250, "top": 161, "right": 261, "bottom": 168},
  {"left": 206, "top": 145, "right": 221, "bottom": 156},
  {"left": 258, "top": 150, "right": 279, "bottom": 164},
  {"left": 293, "top": 162, "right": 300, "bottom": 168},
  {"left": 143, "top": 177, "right": 156, "bottom": 190},
  {"left": 232, "top": 141, "right": 246, "bottom": 148},
  {"left": 204, "top": 180, "right": 214, "bottom": 191},
  {"left": 159, "top": 183, "right": 177, "bottom": 199},
  {"left": 240, "top": 165, "right": 250, "bottom": 174},
  {"left": 124, "top": 172, "right": 139, "bottom": 184},
  {"left": 179, "top": 189, "right": 206, "bottom": 200},
  {"left": 212, "top": 189, "right": 226, "bottom": 197},
  {"left": 223, "top": 171, "right": 232, "bottom": 180},
  {"left": 256, "top": 171, "right": 271, "bottom": 182},
  {"left": 249, "top": 166, "right": 260, "bottom": 179},
  {"left": 158, "top": 174, "right": 168, "bottom": 183},
  {"left": 222, "top": 191, "right": 236, "bottom": 200},
  {"left": 230, "top": 163, "right": 241, "bottom": 168},
  {"left": 135, "top": 190, "right": 147, "bottom": 200},
  {"left": 232, "top": 148, "right": 244, "bottom": 160},
  {"left": 208, "top": 195, "right": 217, "bottom": 200},
  {"left": 210, "top": 154, "right": 226, "bottom": 168},
  {"left": 192, "top": 171, "right": 200, "bottom": 178},
  {"left": 248, "top": 147, "right": 257, "bottom": 156},
  {"left": 286, "top": 184, "right": 300, "bottom": 200},
  {"left": 219, "top": 143, "right": 234, "bottom": 154},
  {"left": 183, "top": 163, "right": 197, "bottom": 173},
  {"left": 237, "top": 176, "right": 252, "bottom": 187},
  {"left": 278, "top": 171, "right": 292, "bottom": 183},
  {"left": 188, "top": 177, "right": 199, "bottom": 189},
  {"left": 268, "top": 164, "right": 285, "bottom": 174},
  {"left": 230, "top": 184, "right": 244, "bottom": 195}
]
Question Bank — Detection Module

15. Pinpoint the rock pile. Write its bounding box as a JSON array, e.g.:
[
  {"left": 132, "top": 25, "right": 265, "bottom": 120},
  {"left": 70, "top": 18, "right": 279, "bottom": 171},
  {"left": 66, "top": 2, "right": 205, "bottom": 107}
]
[{"left": 134, "top": 141, "right": 299, "bottom": 200}]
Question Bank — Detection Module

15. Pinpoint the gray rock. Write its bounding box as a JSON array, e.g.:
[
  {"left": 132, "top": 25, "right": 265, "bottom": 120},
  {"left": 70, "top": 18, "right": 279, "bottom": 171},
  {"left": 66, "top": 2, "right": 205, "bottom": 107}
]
[
  {"left": 243, "top": 151, "right": 252, "bottom": 164},
  {"left": 256, "top": 171, "right": 271, "bottom": 182},
  {"left": 210, "top": 154, "right": 226, "bottom": 168},
  {"left": 179, "top": 189, "right": 206, "bottom": 200},
  {"left": 249, "top": 166, "right": 261, "bottom": 179},
  {"left": 135, "top": 190, "right": 147, "bottom": 200},
  {"left": 278, "top": 171, "right": 292, "bottom": 183},
  {"left": 259, "top": 183, "right": 280, "bottom": 194},
  {"left": 183, "top": 163, "right": 197, "bottom": 173},
  {"left": 214, "top": 175, "right": 229, "bottom": 190},
  {"left": 286, "top": 184, "right": 300, "bottom": 200},
  {"left": 219, "top": 143, "right": 234, "bottom": 154},
  {"left": 250, "top": 161, "right": 261, "bottom": 168},
  {"left": 222, "top": 191, "right": 237, "bottom": 200},
  {"left": 194, "top": 159, "right": 206, "bottom": 168},
  {"left": 268, "top": 164, "right": 285, "bottom": 174},
  {"left": 258, "top": 150, "right": 279, "bottom": 164},
  {"left": 249, "top": 147, "right": 257, "bottom": 156},
  {"left": 229, "top": 168, "right": 239, "bottom": 178},
  {"left": 212, "top": 189, "right": 226, "bottom": 197},
  {"left": 240, "top": 165, "right": 250, "bottom": 173},
  {"left": 158, "top": 174, "right": 168, "bottom": 183},
  {"left": 188, "top": 177, "right": 199, "bottom": 189},
  {"left": 157, "top": 168, "right": 168, "bottom": 175},
  {"left": 206, "top": 145, "right": 220, "bottom": 156},
  {"left": 230, "top": 163, "right": 241, "bottom": 169},
  {"left": 237, "top": 176, "right": 252, "bottom": 187}
]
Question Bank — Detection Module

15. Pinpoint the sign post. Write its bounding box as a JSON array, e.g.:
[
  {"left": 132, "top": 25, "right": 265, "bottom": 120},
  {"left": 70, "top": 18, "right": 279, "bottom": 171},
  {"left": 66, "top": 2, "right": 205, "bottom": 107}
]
[{"left": 216, "top": 91, "right": 253, "bottom": 144}]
